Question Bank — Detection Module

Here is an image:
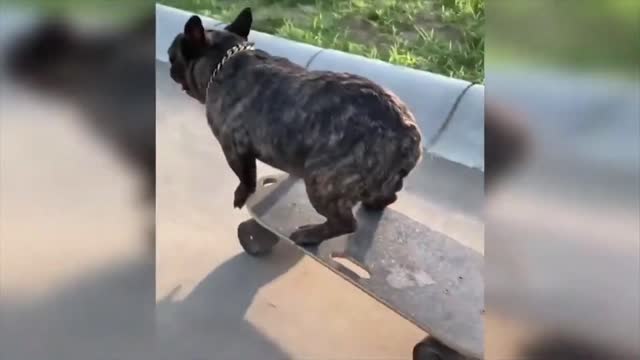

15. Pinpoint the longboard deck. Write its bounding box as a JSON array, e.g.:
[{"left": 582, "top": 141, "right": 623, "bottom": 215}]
[{"left": 245, "top": 174, "right": 483, "bottom": 359}]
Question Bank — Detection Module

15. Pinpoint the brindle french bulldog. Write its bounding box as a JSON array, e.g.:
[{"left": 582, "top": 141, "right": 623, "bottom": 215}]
[{"left": 168, "top": 8, "right": 423, "bottom": 245}]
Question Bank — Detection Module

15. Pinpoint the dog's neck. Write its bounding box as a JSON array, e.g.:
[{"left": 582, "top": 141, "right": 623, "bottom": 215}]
[
  {"left": 206, "top": 42, "right": 255, "bottom": 100},
  {"left": 189, "top": 42, "right": 255, "bottom": 104}
]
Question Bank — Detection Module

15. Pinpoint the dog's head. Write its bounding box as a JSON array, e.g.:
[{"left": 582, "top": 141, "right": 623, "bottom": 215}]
[{"left": 168, "top": 7, "right": 253, "bottom": 97}]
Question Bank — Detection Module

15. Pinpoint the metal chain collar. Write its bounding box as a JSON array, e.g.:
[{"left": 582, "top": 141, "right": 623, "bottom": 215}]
[{"left": 205, "top": 42, "right": 256, "bottom": 100}]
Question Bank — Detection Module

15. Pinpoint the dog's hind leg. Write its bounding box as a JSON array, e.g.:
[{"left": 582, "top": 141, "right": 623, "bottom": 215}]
[
  {"left": 361, "top": 170, "right": 405, "bottom": 211},
  {"left": 290, "top": 175, "right": 357, "bottom": 246}
]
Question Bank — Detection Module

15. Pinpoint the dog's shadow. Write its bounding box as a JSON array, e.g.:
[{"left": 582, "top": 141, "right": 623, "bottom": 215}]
[{"left": 156, "top": 242, "right": 303, "bottom": 360}]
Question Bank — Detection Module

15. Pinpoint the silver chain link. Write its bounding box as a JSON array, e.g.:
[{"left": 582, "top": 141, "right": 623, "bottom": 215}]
[{"left": 205, "top": 42, "right": 256, "bottom": 101}]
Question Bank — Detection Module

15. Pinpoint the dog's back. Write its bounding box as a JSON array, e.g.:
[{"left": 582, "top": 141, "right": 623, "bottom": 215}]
[
  {"left": 207, "top": 51, "right": 422, "bottom": 202},
  {"left": 173, "top": 9, "right": 422, "bottom": 243}
]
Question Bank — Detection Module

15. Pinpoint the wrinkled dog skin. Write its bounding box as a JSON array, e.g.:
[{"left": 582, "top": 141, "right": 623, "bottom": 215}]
[{"left": 168, "top": 8, "right": 423, "bottom": 245}]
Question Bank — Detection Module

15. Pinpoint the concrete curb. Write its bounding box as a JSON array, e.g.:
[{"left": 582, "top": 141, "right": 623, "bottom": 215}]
[
  {"left": 155, "top": 4, "right": 485, "bottom": 171},
  {"left": 429, "top": 84, "right": 484, "bottom": 170}
]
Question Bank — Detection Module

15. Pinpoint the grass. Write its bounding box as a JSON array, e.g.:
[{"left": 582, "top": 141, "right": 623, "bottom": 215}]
[
  {"left": 157, "top": 0, "right": 485, "bottom": 83},
  {"left": 2, "top": 0, "right": 152, "bottom": 23},
  {"left": 487, "top": 0, "right": 639, "bottom": 76}
]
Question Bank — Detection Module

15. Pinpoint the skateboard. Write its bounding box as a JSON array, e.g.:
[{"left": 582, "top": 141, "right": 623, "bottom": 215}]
[{"left": 238, "top": 174, "right": 484, "bottom": 360}]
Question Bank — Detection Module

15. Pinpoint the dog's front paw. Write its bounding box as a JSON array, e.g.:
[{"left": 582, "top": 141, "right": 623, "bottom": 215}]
[{"left": 233, "top": 184, "right": 253, "bottom": 209}]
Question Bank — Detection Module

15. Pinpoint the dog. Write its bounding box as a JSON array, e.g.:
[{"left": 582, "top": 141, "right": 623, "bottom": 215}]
[{"left": 168, "top": 8, "right": 423, "bottom": 245}]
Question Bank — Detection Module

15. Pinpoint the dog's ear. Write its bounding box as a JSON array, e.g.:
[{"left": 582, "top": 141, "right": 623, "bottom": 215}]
[
  {"left": 184, "top": 15, "right": 205, "bottom": 46},
  {"left": 225, "top": 7, "right": 252, "bottom": 39}
]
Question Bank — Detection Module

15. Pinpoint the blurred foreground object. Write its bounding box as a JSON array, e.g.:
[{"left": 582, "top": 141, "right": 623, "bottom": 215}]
[
  {"left": 0, "top": 4, "right": 156, "bottom": 360},
  {"left": 486, "top": 0, "right": 639, "bottom": 358},
  {"left": 6, "top": 13, "right": 155, "bottom": 200},
  {"left": 484, "top": 101, "right": 530, "bottom": 191}
]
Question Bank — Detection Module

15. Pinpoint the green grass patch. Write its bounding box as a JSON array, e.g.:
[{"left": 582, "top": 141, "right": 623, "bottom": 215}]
[
  {"left": 158, "top": 0, "right": 484, "bottom": 83},
  {"left": 487, "top": 0, "right": 638, "bottom": 76},
  {"left": 2, "top": 0, "right": 152, "bottom": 23}
]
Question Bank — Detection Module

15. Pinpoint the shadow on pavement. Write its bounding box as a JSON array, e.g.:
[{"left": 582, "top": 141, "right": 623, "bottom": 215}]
[{"left": 156, "top": 242, "right": 304, "bottom": 360}]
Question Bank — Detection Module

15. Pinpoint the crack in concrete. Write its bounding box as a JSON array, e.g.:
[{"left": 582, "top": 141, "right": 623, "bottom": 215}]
[{"left": 425, "top": 82, "right": 476, "bottom": 150}]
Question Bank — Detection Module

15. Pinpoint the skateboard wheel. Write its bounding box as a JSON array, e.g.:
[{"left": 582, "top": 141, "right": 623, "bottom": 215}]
[
  {"left": 237, "top": 219, "right": 279, "bottom": 256},
  {"left": 413, "top": 338, "right": 466, "bottom": 360}
]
